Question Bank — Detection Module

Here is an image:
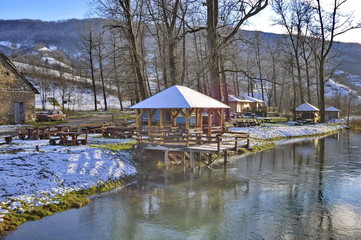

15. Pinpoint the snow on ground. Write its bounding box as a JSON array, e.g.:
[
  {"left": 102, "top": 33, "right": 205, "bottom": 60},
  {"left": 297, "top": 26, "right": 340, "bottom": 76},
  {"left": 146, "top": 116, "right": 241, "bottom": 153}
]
[
  {"left": 0, "top": 135, "right": 136, "bottom": 221},
  {"left": 0, "top": 123, "right": 346, "bottom": 222},
  {"left": 41, "top": 57, "right": 72, "bottom": 70},
  {"left": 229, "top": 123, "right": 345, "bottom": 140}
]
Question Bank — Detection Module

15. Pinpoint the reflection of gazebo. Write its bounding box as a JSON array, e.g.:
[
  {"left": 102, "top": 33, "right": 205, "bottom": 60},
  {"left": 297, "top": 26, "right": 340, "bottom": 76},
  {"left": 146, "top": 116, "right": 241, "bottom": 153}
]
[
  {"left": 129, "top": 85, "right": 230, "bottom": 137},
  {"left": 293, "top": 102, "right": 320, "bottom": 123}
]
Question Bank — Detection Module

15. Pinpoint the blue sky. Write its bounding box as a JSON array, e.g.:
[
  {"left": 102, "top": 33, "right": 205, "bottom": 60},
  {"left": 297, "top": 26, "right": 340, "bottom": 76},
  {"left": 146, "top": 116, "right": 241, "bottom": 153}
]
[
  {"left": 0, "top": 0, "right": 90, "bottom": 21},
  {"left": 0, "top": 0, "right": 360, "bottom": 43}
]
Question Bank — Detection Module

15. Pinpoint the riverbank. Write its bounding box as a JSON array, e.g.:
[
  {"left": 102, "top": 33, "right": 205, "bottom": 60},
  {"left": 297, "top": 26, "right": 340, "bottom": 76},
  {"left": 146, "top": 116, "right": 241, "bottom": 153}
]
[
  {"left": 0, "top": 136, "right": 136, "bottom": 233},
  {"left": 0, "top": 123, "right": 346, "bottom": 234}
]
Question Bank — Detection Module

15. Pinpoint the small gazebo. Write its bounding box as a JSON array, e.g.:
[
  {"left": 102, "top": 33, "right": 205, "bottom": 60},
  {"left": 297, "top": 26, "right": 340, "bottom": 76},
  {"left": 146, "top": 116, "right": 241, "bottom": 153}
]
[
  {"left": 293, "top": 102, "right": 320, "bottom": 123},
  {"left": 325, "top": 106, "right": 341, "bottom": 121},
  {"left": 129, "top": 85, "right": 230, "bottom": 138}
]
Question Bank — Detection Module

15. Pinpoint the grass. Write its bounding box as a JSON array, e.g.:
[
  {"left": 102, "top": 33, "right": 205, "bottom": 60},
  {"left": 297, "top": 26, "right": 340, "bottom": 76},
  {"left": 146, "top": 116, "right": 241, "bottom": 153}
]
[
  {"left": 89, "top": 141, "right": 137, "bottom": 151},
  {"left": 0, "top": 178, "right": 134, "bottom": 234},
  {"left": 350, "top": 119, "right": 361, "bottom": 130}
]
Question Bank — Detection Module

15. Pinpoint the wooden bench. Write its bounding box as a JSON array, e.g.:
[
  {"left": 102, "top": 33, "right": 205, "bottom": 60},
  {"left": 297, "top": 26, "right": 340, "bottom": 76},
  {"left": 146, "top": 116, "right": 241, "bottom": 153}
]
[
  {"left": 1, "top": 135, "right": 13, "bottom": 144},
  {"left": 49, "top": 136, "right": 62, "bottom": 145}
]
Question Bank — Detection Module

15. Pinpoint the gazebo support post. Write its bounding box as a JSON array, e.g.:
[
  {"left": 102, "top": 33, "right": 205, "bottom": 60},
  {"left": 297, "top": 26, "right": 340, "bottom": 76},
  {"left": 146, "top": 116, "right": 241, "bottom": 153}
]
[
  {"left": 221, "top": 109, "right": 225, "bottom": 132},
  {"left": 159, "top": 109, "right": 164, "bottom": 128},
  {"left": 136, "top": 109, "right": 141, "bottom": 128},
  {"left": 207, "top": 109, "right": 212, "bottom": 136},
  {"left": 185, "top": 109, "right": 190, "bottom": 129},
  {"left": 147, "top": 109, "right": 151, "bottom": 127},
  {"left": 190, "top": 152, "right": 194, "bottom": 168}
]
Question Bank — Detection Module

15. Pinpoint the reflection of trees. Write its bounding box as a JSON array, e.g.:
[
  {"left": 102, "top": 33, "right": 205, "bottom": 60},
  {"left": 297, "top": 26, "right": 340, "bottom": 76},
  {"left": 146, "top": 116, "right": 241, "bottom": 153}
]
[
  {"left": 315, "top": 137, "right": 335, "bottom": 239},
  {"left": 102, "top": 168, "right": 250, "bottom": 237}
]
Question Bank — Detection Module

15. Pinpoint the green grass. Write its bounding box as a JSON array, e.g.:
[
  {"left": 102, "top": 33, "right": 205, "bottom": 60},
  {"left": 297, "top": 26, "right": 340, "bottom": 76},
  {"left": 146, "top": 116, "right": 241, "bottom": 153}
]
[
  {"left": 89, "top": 141, "right": 137, "bottom": 151},
  {"left": 350, "top": 119, "right": 361, "bottom": 130},
  {"left": 0, "top": 178, "right": 134, "bottom": 234}
]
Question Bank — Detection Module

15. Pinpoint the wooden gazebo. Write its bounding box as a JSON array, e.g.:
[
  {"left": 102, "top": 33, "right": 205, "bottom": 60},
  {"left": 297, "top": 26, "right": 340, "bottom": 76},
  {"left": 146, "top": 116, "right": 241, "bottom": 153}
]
[
  {"left": 129, "top": 85, "right": 230, "bottom": 143},
  {"left": 293, "top": 102, "right": 320, "bottom": 123}
]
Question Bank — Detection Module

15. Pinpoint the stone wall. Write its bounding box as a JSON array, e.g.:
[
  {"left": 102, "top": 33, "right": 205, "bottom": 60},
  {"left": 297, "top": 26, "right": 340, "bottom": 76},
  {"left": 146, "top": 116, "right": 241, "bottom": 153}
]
[{"left": 0, "top": 58, "right": 36, "bottom": 124}]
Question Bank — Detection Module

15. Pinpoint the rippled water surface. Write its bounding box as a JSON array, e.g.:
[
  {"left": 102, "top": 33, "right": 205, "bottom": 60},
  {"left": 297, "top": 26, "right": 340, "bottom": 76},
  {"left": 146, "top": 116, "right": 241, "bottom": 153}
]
[{"left": 2, "top": 131, "right": 361, "bottom": 240}]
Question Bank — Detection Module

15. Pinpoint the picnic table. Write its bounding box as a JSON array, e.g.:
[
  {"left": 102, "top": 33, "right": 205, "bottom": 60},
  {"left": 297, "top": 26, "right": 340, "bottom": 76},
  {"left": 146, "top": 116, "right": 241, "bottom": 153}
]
[
  {"left": 49, "top": 132, "right": 88, "bottom": 146},
  {"left": 257, "top": 117, "right": 272, "bottom": 123},
  {"left": 25, "top": 126, "right": 49, "bottom": 139},
  {"left": 102, "top": 126, "right": 135, "bottom": 138},
  {"left": 233, "top": 119, "right": 260, "bottom": 127}
]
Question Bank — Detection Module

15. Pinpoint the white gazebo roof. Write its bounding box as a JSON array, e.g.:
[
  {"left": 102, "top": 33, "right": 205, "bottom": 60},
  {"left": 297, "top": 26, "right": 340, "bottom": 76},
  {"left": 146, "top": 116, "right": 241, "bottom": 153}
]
[
  {"left": 130, "top": 85, "right": 230, "bottom": 109},
  {"left": 244, "top": 96, "right": 264, "bottom": 103},
  {"left": 295, "top": 102, "right": 319, "bottom": 112},
  {"left": 325, "top": 106, "right": 341, "bottom": 112}
]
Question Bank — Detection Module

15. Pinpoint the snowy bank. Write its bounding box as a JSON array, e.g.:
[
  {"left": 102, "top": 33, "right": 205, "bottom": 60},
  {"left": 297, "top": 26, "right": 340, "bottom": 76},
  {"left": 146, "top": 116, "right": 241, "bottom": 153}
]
[
  {"left": 0, "top": 136, "right": 136, "bottom": 223},
  {"left": 229, "top": 123, "right": 345, "bottom": 140}
]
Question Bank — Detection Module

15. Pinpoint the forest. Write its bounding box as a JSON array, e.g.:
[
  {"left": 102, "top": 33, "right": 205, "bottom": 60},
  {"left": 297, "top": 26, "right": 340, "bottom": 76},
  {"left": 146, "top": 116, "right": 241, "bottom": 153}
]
[{"left": 4, "top": 0, "right": 361, "bottom": 119}]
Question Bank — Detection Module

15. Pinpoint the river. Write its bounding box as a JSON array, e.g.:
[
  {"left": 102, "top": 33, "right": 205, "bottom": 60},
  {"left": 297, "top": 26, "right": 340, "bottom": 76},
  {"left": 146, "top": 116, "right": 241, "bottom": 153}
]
[{"left": 1, "top": 130, "right": 361, "bottom": 240}]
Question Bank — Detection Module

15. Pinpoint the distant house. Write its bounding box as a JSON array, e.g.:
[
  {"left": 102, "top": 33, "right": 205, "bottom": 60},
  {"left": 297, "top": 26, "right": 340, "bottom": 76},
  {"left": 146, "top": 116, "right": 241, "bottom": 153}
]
[
  {"left": 0, "top": 51, "right": 39, "bottom": 123},
  {"left": 228, "top": 95, "right": 265, "bottom": 116},
  {"left": 243, "top": 96, "right": 265, "bottom": 110},
  {"left": 228, "top": 95, "right": 252, "bottom": 114},
  {"left": 293, "top": 102, "right": 320, "bottom": 123},
  {"left": 325, "top": 106, "right": 341, "bottom": 121}
]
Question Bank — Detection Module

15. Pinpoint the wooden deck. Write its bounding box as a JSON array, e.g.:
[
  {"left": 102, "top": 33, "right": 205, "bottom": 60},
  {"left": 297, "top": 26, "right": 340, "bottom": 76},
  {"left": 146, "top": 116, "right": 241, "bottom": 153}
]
[{"left": 135, "top": 126, "right": 250, "bottom": 166}]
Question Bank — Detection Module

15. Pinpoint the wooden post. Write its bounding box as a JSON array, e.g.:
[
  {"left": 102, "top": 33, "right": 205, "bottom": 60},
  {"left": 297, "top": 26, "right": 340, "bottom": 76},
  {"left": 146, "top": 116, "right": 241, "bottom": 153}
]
[
  {"left": 208, "top": 154, "right": 212, "bottom": 165},
  {"left": 220, "top": 108, "right": 225, "bottom": 132},
  {"left": 207, "top": 109, "right": 212, "bottom": 136},
  {"left": 159, "top": 109, "right": 164, "bottom": 128},
  {"left": 164, "top": 150, "right": 169, "bottom": 167},
  {"left": 246, "top": 134, "right": 250, "bottom": 149},
  {"left": 136, "top": 109, "right": 141, "bottom": 128},
  {"left": 190, "top": 152, "right": 194, "bottom": 168},
  {"left": 185, "top": 108, "right": 190, "bottom": 129},
  {"left": 224, "top": 150, "right": 228, "bottom": 165},
  {"left": 195, "top": 108, "right": 199, "bottom": 128}
]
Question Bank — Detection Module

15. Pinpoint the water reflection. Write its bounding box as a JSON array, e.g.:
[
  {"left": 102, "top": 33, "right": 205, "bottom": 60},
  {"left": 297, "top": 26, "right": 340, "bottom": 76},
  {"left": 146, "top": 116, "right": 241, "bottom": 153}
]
[{"left": 2, "top": 131, "right": 361, "bottom": 240}]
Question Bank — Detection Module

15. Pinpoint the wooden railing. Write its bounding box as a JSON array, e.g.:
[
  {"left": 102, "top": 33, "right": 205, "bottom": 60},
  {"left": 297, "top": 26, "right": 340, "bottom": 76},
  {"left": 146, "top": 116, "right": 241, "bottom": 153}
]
[{"left": 135, "top": 126, "right": 249, "bottom": 152}]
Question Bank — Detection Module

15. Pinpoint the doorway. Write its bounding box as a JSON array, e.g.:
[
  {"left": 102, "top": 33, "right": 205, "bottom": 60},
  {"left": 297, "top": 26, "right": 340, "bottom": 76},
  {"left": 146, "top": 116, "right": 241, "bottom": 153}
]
[{"left": 14, "top": 102, "right": 25, "bottom": 123}]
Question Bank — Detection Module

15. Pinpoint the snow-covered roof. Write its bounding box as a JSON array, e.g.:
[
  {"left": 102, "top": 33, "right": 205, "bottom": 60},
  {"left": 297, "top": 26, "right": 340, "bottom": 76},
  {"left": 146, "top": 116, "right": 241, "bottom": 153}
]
[
  {"left": 130, "top": 85, "right": 230, "bottom": 109},
  {"left": 295, "top": 102, "right": 319, "bottom": 112},
  {"left": 244, "top": 96, "right": 264, "bottom": 103},
  {"left": 325, "top": 106, "right": 341, "bottom": 112},
  {"left": 228, "top": 95, "right": 252, "bottom": 103}
]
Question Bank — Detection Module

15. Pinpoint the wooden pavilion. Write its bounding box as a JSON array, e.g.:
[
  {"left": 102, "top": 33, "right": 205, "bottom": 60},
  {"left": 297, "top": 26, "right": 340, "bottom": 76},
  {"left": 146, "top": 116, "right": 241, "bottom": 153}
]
[
  {"left": 325, "top": 106, "right": 341, "bottom": 121},
  {"left": 293, "top": 102, "right": 320, "bottom": 123},
  {"left": 130, "top": 85, "right": 230, "bottom": 138},
  {"left": 130, "top": 85, "right": 250, "bottom": 166}
]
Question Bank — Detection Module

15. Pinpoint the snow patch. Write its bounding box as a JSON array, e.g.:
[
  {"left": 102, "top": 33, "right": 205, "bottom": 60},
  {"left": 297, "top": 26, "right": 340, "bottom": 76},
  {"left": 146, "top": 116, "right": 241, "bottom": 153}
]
[{"left": 0, "top": 136, "right": 136, "bottom": 216}]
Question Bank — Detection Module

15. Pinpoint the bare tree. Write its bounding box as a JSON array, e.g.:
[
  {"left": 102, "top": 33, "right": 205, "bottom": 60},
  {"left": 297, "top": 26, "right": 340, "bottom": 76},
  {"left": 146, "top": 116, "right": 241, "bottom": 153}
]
[
  {"left": 310, "top": 0, "right": 361, "bottom": 122},
  {"left": 80, "top": 23, "right": 98, "bottom": 111},
  {"left": 273, "top": 0, "right": 313, "bottom": 104},
  {"left": 205, "top": 0, "right": 268, "bottom": 122},
  {"left": 94, "top": 28, "right": 109, "bottom": 111},
  {"left": 95, "top": 0, "right": 148, "bottom": 101}
]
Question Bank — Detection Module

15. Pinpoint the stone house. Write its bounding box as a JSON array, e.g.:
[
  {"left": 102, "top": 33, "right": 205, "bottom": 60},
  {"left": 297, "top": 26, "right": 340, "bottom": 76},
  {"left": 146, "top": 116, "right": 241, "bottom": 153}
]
[{"left": 0, "top": 51, "right": 39, "bottom": 124}]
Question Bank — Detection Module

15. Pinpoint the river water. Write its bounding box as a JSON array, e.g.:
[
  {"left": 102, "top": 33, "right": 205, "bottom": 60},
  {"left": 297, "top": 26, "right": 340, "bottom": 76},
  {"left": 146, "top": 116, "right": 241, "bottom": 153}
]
[{"left": 1, "top": 130, "right": 361, "bottom": 240}]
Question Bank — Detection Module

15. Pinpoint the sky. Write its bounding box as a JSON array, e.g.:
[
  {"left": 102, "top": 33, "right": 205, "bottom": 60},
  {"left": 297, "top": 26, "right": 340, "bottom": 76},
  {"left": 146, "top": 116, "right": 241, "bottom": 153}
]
[
  {"left": 0, "top": 0, "right": 360, "bottom": 44},
  {"left": 0, "top": 0, "right": 90, "bottom": 21}
]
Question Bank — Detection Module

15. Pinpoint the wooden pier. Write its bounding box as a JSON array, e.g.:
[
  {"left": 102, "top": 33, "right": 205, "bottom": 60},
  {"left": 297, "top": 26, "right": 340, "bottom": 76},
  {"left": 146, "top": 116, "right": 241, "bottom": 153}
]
[{"left": 135, "top": 126, "right": 250, "bottom": 167}]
